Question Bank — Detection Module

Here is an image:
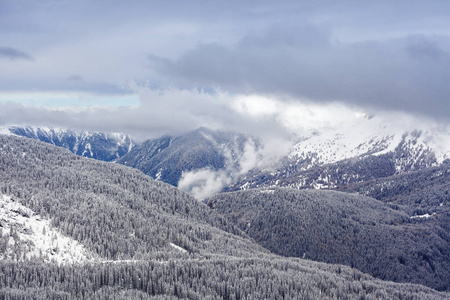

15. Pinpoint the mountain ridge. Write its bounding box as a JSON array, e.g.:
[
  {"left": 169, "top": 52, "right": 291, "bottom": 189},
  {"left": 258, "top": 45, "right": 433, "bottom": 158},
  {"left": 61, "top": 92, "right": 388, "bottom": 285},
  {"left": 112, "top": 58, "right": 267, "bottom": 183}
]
[
  {"left": 227, "top": 116, "right": 450, "bottom": 192},
  {"left": 1, "top": 125, "right": 135, "bottom": 162},
  {"left": 2, "top": 119, "right": 450, "bottom": 200},
  {"left": 118, "top": 127, "right": 254, "bottom": 187}
]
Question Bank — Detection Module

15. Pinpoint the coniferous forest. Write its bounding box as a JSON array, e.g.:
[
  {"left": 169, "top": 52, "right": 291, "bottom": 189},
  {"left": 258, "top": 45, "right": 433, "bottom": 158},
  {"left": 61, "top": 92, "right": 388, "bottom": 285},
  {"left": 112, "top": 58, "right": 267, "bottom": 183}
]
[
  {"left": 209, "top": 188, "right": 450, "bottom": 291},
  {"left": 0, "top": 135, "right": 449, "bottom": 299}
]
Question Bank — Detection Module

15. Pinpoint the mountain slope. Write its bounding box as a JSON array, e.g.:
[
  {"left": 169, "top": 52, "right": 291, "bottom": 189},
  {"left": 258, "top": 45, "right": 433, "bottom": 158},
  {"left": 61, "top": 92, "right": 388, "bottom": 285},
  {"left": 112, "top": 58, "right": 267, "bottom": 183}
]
[
  {"left": 2, "top": 126, "right": 134, "bottom": 161},
  {"left": 0, "top": 135, "right": 257, "bottom": 260},
  {"left": 0, "top": 194, "right": 96, "bottom": 264},
  {"left": 288, "top": 115, "right": 449, "bottom": 172},
  {"left": 0, "top": 135, "right": 447, "bottom": 299},
  {"left": 209, "top": 188, "right": 450, "bottom": 291},
  {"left": 118, "top": 127, "right": 252, "bottom": 186},
  {"left": 228, "top": 115, "right": 450, "bottom": 192}
]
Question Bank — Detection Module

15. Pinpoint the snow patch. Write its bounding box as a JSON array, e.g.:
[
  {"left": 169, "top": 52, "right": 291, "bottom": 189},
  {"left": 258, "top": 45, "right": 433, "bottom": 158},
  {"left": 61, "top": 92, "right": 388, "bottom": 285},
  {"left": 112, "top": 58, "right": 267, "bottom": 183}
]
[
  {"left": 0, "top": 127, "right": 13, "bottom": 136},
  {"left": 82, "top": 143, "right": 94, "bottom": 157},
  {"left": 169, "top": 242, "right": 188, "bottom": 253},
  {"left": 259, "top": 189, "right": 275, "bottom": 194},
  {"left": 410, "top": 213, "right": 435, "bottom": 219},
  {"left": 0, "top": 194, "right": 96, "bottom": 264},
  {"left": 155, "top": 169, "right": 163, "bottom": 180}
]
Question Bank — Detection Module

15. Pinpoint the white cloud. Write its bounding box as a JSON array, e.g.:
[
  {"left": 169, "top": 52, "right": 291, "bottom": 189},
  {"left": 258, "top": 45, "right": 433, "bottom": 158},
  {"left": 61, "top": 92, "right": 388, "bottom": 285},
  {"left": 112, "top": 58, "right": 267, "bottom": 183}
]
[
  {"left": 178, "top": 168, "right": 232, "bottom": 201},
  {"left": 178, "top": 136, "right": 291, "bottom": 200},
  {"left": 229, "top": 94, "right": 367, "bottom": 134},
  {"left": 0, "top": 86, "right": 380, "bottom": 142}
]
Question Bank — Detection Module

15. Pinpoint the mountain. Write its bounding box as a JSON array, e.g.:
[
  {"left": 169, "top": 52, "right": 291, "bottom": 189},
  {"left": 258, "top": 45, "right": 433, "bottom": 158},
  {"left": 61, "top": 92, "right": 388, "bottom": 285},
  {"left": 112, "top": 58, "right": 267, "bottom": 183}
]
[
  {"left": 208, "top": 188, "right": 450, "bottom": 291},
  {"left": 288, "top": 115, "right": 448, "bottom": 172},
  {"left": 0, "top": 135, "right": 256, "bottom": 261},
  {"left": 118, "top": 127, "right": 253, "bottom": 186},
  {"left": 227, "top": 115, "right": 450, "bottom": 191},
  {"left": 7, "top": 116, "right": 449, "bottom": 198},
  {"left": 1, "top": 125, "right": 134, "bottom": 161},
  {"left": 1, "top": 135, "right": 447, "bottom": 299}
]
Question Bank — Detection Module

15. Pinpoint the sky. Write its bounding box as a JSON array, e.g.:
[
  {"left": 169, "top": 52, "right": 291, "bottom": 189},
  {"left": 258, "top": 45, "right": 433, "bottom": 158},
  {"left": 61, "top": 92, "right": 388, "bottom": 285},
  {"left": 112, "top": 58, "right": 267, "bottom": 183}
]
[{"left": 1, "top": 0, "right": 450, "bottom": 140}]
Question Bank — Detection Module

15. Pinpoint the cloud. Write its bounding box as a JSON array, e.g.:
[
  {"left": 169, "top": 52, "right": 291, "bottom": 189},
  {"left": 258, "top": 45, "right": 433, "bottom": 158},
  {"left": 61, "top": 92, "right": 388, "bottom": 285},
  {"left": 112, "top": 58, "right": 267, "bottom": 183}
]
[
  {"left": 178, "top": 168, "right": 232, "bottom": 201},
  {"left": 177, "top": 136, "right": 293, "bottom": 200},
  {"left": 149, "top": 24, "right": 450, "bottom": 120},
  {"left": 0, "top": 89, "right": 254, "bottom": 141},
  {"left": 177, "top": 140, "right": 259, "bottom": 201},
  {"left": 0, "top": 86, "right": 434, "bottom": 143},
  {"left": 0, "top": 46, "right": 34, "bottom": 61},
  {"left": 3, "top": 1, "right": 450, "bottom": 122}
]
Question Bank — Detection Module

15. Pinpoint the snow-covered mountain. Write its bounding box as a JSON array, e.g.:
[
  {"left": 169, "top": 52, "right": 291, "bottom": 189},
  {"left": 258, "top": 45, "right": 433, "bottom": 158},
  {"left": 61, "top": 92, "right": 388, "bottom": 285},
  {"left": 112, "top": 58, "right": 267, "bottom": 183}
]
[
  {"left": 113, "top": 115, "right": 450, "bottom": 198},
  {"left": 0, "top": 126, "right": 134, "bottom": 162},
  {"left": 3, "top": 116, "right": 449, "bottom": 197},
  {"left": 289, "top": 114, "right": 450, "bottom": 172},
  {"left": 229, "top": 114, "right": 450, "bottom": 191}
]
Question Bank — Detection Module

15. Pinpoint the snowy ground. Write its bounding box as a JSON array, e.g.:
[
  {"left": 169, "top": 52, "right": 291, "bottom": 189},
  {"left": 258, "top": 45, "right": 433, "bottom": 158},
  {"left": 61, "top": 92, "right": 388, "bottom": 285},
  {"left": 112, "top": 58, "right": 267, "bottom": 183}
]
[{"left": 0, "top": 194, "right": 96, "bottom": 264}]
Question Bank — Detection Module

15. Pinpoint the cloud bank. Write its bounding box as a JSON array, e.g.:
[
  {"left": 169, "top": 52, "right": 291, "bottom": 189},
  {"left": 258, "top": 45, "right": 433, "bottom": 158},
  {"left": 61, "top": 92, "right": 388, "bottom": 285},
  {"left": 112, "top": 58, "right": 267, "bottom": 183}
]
[
  {"left": 2, "top": 1, "right": 450, "bottom": 121},
  {"left": 150, "top": 25, "right": 450, "bottom": 120}
]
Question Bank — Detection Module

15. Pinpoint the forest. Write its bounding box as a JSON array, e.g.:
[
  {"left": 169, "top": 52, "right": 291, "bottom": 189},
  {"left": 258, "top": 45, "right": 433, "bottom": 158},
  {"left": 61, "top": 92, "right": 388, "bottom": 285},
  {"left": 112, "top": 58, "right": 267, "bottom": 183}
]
[
  {"left": 0, "top": 135, "right": 449, "bottom": 299},
  {"left": 209, "top": 188, "right": 450, "bottom": 291}
]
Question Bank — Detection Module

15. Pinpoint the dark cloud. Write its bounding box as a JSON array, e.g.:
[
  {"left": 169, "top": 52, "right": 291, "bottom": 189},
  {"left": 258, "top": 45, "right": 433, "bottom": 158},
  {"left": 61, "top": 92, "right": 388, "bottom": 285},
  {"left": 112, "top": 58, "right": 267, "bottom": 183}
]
[
  {"left": 149, "top": 24, "right": 450, "bottom": 120},
  {"left": 2, "top": 0, "right": 450, "bottom": 125},
  {"left": 0, "top": 46, "right": 34, "bottom": 61}
]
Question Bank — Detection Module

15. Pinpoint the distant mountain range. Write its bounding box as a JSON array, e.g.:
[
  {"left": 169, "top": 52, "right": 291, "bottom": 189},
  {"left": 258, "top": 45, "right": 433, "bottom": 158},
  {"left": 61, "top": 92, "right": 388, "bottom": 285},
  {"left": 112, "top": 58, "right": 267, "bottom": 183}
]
[
  {"left": 0, "top": 126, "right": 134, "bottom": 162},
  {"left": 114, "top": 115, "right": 450, "bottom": 196},
  {"left": 2, "top": 116, "right": 450, "bottom": 196}
]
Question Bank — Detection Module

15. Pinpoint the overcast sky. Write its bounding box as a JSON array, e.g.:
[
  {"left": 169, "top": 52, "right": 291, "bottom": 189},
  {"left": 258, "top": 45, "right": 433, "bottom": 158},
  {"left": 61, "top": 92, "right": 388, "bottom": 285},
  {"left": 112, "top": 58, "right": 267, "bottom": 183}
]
[{"left": 1, "top": 0, "right": 450, "bottom": 139}]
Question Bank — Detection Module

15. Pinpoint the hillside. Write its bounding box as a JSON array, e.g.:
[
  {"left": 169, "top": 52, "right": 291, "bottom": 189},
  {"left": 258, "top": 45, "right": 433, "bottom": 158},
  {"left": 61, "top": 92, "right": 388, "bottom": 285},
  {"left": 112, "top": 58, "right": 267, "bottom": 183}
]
[
  {"left": 209, "top": 188, "right": 450, "bottom": 291},
  {"left": 0, "top": 135, "right": 448, "bottom": 298},
  {"left": 0, "top": 135, "right": 257, "bottom": 260}
]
